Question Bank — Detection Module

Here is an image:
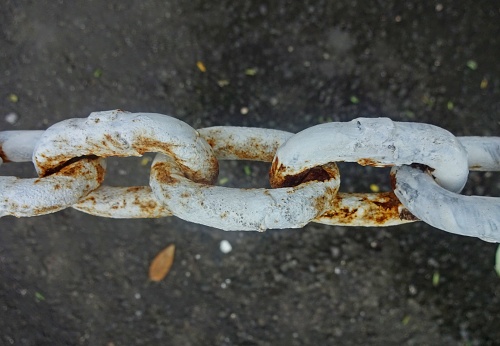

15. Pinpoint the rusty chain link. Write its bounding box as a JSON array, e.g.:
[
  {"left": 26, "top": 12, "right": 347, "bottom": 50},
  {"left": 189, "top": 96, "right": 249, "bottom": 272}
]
[{"left": 1, "top": 110, "right": 499, "bottom": 242}]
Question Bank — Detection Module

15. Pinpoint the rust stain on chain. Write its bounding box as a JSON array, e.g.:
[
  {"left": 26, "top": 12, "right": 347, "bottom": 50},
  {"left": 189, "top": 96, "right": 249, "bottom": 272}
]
[
  {"left": 269, "top": 158, "right": 335, "bottom": 188},
  {"left": 357, "top": 158, "right": 393, "bottom": 167},
  {"left": 152, "top": 162, "right": 181, "bottom": 185},
  {"left": 38, "top": 154, "right": 97, "bottom": 177},
  {"left": 133, "top": 195, "right": 164, "bottom": 217},
  {"left": 134, "top": 136, "right": 218, "bottom": 185},
  {"left": 32, "top": 204, "right": 63, "bottom": 216},
  {"left": 132, "top": 136, "right": 177, "bottom": 156},
  {"left": 0, "top": 145, "right": 10, "bottom": 162},
  {"left": 319, "top": 192, "right": 417, "bottom": 225},
  {"left": 205, "top": 134, "right": 277, "bottom": 162}
]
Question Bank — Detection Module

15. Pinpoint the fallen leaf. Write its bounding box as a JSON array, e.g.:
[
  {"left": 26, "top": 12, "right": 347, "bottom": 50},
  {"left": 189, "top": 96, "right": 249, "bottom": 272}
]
[
  {"left": 8, "top": 93, "right": 18, "bottom": 103},
  {"left": 196, "top": 61, "right": 207, "bottom": 72},
  {"left": 245, "top": 67, "right": 258, "bottom": 76},
  {"left": 35, "top": 291, "right": 45, "bottom": 301},
  {"left": 149, "top": 244, "right": 175, "bottom": 282},
  {"left": 466, "top": 60, "right": 478, "bottom": 70}
]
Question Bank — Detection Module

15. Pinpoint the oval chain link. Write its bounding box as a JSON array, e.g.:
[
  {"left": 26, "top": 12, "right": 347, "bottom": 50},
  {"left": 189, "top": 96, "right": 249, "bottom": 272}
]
[
  {"left": 150, "top": 127, "right": 340, "bottom": 231},
  {"left": 393, "top": 137, "right": 500, "bottom": 242},
  {"left": 1, "top": 111, "right": 498, "bottom": 242}
]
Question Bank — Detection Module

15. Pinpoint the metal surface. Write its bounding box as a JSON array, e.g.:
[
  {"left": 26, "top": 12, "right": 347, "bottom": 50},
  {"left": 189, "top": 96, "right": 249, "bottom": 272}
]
[
  {"left": 458, "top": 137, "right": 500, "bottom": 171},
  {"left": 393, "top": 139, "right": 500, "bottom": 242},
  {"left": 0, "top": 157, "right": 106, "bottom": 217},
  {"left": 270, "top": 118, "right": 469, "bottom": 193},
  {"left": 314, "top": 192, "right": 418, "bottom": 227},
  {"left": 0, "top": 130, "right": 44, "bottom": 162},
  {"left": 33, "top": 110, "right": 218, "bottom": 183},
  {"left": 393, "top": 165, "right": 500, "bottom": 242},
  {"left": 73, "top": 186, "right": 172, "bottom": 218},
  {"left": 29, "top": 110, "right": 219, "bottom": 218},
  {"left": 150, "top": 127, "right": 340, "bottom": 231},
  {"left": 0, "top": 111, "right": 498, "bottom": 241}
]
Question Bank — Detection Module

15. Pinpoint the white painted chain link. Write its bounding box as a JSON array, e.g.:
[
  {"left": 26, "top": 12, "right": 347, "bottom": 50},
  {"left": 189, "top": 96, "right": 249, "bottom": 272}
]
[{"left": 1, "top": 110, "right": 499, "bottom": 242}]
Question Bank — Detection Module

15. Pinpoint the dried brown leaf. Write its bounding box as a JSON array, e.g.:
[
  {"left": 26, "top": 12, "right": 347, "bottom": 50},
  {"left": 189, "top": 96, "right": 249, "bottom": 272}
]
[{"left": 149, "top": 244, "right": 175, "bottom": 282}]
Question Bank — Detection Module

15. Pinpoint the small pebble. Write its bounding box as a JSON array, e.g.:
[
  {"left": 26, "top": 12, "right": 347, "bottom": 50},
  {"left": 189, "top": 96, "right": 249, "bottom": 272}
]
[
  {"left": 220, "top": 240, "right": 232, "bottom": 254},
  {"left": 5, "top": 112, "right": 18, "bottom": 124}
]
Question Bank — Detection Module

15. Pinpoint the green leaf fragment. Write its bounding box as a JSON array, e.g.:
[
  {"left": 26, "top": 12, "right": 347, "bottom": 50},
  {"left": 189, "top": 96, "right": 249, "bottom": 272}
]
[
  {"left": 432, "top": 272, "right": 440, "bottom": 287},
  {"left": 8, "top": 94, "right": 19, "bottom": 103},
  {"left": 466, "top": 60, "right": 478, "bottom": 70},
  {"left": 447, "top": 101, "right": 454, "bottom": 110},
  {"left": 245, "top": 68, "right": 258, "bottom": 76},
  {"left": 219, "top": 177, "right": 229, "bottom": 185},
  {"left": 93, "top": 69, "right": 103, "bottom": 78},
  {"left": 402, "top": 315, "right": 411, "bottom": 326},
  {"left": 243, "top": 165, "right": 252, "bottom": 176},
  {"left": 350, "top": 96, "right": 360, "bottom": 104},
  {"left": 35, "top": 292, "right": 45, "bottom": 301}
]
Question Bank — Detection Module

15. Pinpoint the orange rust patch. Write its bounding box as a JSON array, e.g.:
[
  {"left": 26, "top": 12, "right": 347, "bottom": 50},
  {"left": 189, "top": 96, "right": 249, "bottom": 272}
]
[
  {"left": 0, "top": 145, "right": 10, "bottom": 163},
  {"left": 357, "top": 158, "right": 393, "bottom": 167},
  {"left": 85, "top": 196, "right": 97, "bottom": 204},
  {"left": 270, "top": 160, "right": 334, "bottom": 188},
  {"left": 152, "top": 162, "right": 180, "bottom": 185},
  {"left": 205, "top": 137, "right": 216, "bottom": 148},
  {"left": 390, "top": 171, "right": 397, "bottom": 190},
  {"left": 40, "top": 155, "right": 101, "bottom": 177},
  {"left": 104, "top": 134, "right": 118, "bottom": 147},
  {"left": 132, "top": 136, "right": 177, "bottom": 156},
  {"left": 33, "top": 204, "right": 62, "bottom": 215},
  {"left": 320, "top": 192, "right": 417, "bottom": 225},
  {"left": 399, "top": 208, "right": 418, "bottom": 221},
  {"left": 133, "top": 136, "right": 218, "bottom": 185}
]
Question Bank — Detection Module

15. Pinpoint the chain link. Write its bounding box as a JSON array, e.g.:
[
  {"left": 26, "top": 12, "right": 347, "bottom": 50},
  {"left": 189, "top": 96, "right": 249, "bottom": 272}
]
[{"left": 1, "top": 110, "right": 499, "bottom": 241}]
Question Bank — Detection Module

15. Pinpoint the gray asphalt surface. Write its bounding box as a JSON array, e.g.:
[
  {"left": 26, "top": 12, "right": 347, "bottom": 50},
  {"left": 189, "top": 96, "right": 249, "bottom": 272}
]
[{"left": 1, "top": 1, "right": 500, "bottom": 345}]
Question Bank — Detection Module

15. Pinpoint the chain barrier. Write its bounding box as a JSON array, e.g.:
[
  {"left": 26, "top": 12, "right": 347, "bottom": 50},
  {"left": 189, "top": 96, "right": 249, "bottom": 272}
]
[{"left": 1, "top": 110, "right": 499, "bottom": 242}]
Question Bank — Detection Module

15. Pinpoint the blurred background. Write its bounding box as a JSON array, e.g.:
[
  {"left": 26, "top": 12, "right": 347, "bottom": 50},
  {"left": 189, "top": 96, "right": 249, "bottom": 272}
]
[{"left": 1, "top": 0, "right": 499, "bottom": 345}]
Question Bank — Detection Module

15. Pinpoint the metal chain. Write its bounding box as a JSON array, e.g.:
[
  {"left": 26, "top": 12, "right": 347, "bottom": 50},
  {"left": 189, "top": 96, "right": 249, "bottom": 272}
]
[{"left": 1, "top": 110, "right": 499, "bottom": 242}]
